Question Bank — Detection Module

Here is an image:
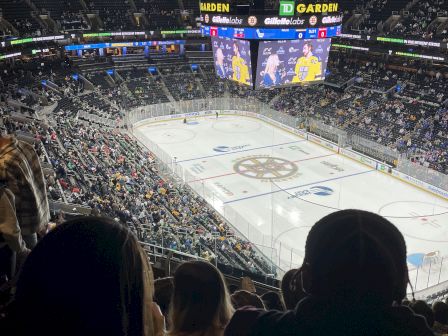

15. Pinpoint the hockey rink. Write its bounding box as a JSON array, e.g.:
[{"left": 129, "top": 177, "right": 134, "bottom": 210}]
[{"left": 134, "top": 115, "right": 448, "bottom": 292}]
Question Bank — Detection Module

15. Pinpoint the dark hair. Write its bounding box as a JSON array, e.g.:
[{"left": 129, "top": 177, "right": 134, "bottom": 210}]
[
  {"left": 303, "top": 42, "right": 313, "bottom": 51},
  {"left": 228, "top": 284, "right": 239, "bottom": 294},
  {"left": 154, "top": 277, "right": 174, "bottom": 318},
  {"left": 281, "top": 268, "right": 307, "bottom": 310},
  {"left": 433, "top": 301, "right": 448, "bottom": 325},
  {"left": 402, "top": 299, "right": 411, "bottom": 306},
  {"left": 168, "top": 260, "right": 233, "bottom": 336},
  {"left": 411, "top": 300, "right": 434, "bottom": 327},
  {"left": 261, "top": 291, "right": 286, "bottom": 311},
  {"left": 303, "top": 209, "right": 408, "bottom": 305},
  {"left": 231, "top": 290, "right": 266, "bottom": 310},
  {"left": 14, "top": 216, "right": 155, "bottom": 336}
]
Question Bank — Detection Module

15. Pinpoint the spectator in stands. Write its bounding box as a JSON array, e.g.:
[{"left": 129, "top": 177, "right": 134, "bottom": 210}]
[
  {"left": 225, "top": 210, "right": 434, "bottom": 336},
  {"left": 410, "top": 300, "right": 435, "bottom": 329},
  {"left": 432, "top": 301, "right": 448, "bottom": 334},
  {"left": 154, "top": 277, "right": 174, "bottom": 319},
  {"left": 0, "top": 186, "right": 29, "bottom": 280},
  {"left": 8, "top": 217, "right": 164, "bottom": 336},
  {"left": 402, "top": 299, "right": 411, "bottom": 306},
  {"left": 168, "top": 260, "right": 234, "bottom": 336},
  {"left": 280, "top": 268, "right": 307, "bottom": 310},
  {"left": 231, "top": 290, "right": 266, "bottom": 310},
  {"left": 0, "top": 134, "right": 50, "bottom": 248},
  {"left": 228, "top": 284, "right": 239, "bottom": 294},
  {"left": 261, "top": 291, "right": 285, "bottom": 311}
]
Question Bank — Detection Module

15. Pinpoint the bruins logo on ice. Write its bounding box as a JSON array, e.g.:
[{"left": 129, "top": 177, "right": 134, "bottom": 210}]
[{"left": 233, "top": 155, "right": 299, "bottom": 181}]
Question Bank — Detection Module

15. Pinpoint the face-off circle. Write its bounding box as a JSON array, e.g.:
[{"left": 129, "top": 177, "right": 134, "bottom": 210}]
[
  {"left": 233, "top": 156, "right": 298, "bottom": 180},
  {"left": 147, "top": 128, "right": 197, "bottom": 144},
  {"left": 378, "top": 201, "right": 448, "bottom": 243},
  {"left": 212, "top": 119, "right": 262, "bottom": 133}
]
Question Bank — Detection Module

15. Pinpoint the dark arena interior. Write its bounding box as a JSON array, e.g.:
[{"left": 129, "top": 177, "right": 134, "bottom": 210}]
[{"left": 0, "top": 0, "right": 448, "bottom": 335}]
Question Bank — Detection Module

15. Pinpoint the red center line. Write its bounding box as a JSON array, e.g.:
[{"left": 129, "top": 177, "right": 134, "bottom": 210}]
[{"left": 186, "top": 153, "right": 336, "bottom": 184}]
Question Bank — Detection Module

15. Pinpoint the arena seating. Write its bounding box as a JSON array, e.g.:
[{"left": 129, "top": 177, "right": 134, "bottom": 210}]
[
  {"left": 0, "top": 0, "right": 446, "bottom": 41},
  {"left": 0, "top": 0, "right": 42, "bottom": 36},
  {"left": 391, "top": 0, "right": 448, "bottom": 39},
  {"left": 1, "top": 1, "right": 448, "bottom": 327},
  {"left": 342, "top": 0, "right": 448, "bottom": 40},
  {"left": 85, "top": 0, "right": 135, "bottom": 31},
  {"left": 134, "top": 0, "right": 181, "bottom": 30},
  {"left": 32, "top": 0, "right": 88, "bottom": 31}
]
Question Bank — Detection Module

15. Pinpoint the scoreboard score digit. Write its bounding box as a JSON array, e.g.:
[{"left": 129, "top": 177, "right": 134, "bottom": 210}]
[{"left": 318, "top": 27, "right": 327, "bottom": 38}]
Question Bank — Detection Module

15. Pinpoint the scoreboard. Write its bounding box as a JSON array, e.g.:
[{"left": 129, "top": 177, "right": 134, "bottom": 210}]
[
  {"left": 201, "top": 26, "right": 341, "bottom": 40},
  {"left": 202, "top": 1, "right": 342, "bottom": 89},
  {"left": 200, "top": 0, "right": 342, "bottom": 40}
]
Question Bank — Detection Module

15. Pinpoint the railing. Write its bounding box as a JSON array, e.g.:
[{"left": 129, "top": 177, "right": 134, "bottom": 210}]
[
  {"left": 126, "top": 97, "right": 302, "bottom": 130},
  {"left": 126, "top": 98, "right": 448, "bottom": 296},
  {"left": 308, "top": 113, "right": 400, "bottom": 165},
  {"left": 398, "top": 157, "right": 448, "bottom": 193}
]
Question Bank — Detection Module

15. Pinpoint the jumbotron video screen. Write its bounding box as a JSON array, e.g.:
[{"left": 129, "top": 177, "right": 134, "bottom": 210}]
[
  {"left": 211, "top": 36, "right": 253, "bottom": 86},
  {"left": 255, "top": 38, "right": 331, "bottom": 89}
]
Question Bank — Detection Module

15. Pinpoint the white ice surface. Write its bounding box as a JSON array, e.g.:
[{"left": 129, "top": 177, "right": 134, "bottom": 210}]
[{"left": 135, "top": 115, "right": 448, "bottom": 291}]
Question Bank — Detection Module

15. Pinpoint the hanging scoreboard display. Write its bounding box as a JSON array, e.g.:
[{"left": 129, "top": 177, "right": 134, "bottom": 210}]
[{"left": 202, "top": 1, "right": 342, "bottom": 89}]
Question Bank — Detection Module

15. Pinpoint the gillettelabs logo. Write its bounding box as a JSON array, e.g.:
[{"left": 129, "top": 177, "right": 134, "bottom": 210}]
[
  {"left": 288, "top": 185, "right": 334, "bottom": 198},
  {"left": 213, "top": 144, "right": 250, "bottom": 153}
]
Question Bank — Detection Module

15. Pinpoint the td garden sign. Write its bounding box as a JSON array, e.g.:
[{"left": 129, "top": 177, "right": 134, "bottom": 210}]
[
  {"left": 279, "top": 1, "right": 339, "bottom": 16},
  {"left": 200, "top": 2, "right": 231, "bottom": 13},
  {"left": 200, "top": 1, "right": 342, "bottom": 28},
  {"left": 200, "top": 1, "right": 340, "bottom": 15}
]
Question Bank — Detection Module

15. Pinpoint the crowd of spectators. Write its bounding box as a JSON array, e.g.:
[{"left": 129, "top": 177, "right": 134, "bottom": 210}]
[
  {"left": 1, "top": 45, "right": 448, "bottom": 336},
  {"left": 342, "top": 0, "right": 448, "bottom": 40},
  {"left": 0, "top": 0, "right": 447, "bottom": 41},
  {"left": 0, "top": 76, "right": 275, "bottom": 278},
  {"left": 67, "top": 59, "right": 448, "bottom": 175},
  {"left": 1, "top": 53, "right": 447, "bottom": 175},
  {"left": 134, "top": 0, "right": 181, "bottom": 30},
  {"left": 59, "top": 11, "right": 90, "bottom": 32},
  {"left": 392, "top": 0, "right": 447, "bottom": 40},
  {"left": 2, "top": 204, "right": 448, "bottom": 335}
]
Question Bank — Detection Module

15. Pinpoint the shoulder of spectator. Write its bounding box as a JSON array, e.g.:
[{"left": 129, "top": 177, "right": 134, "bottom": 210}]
[{"left": 225, "top": 307, "right": 294, "bottom": 336}]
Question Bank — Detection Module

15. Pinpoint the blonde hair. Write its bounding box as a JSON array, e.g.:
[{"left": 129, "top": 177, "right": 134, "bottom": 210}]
[
  {"left": 112, "top": 221, "right": 157, "bottom": 336},
  {"left": 264, "top": 54, "right": 280, "bottom": 76},
  {"left": 216, "top": 48, "right": 225, "bottom": 65},
  {"left": 140, "top": 246, "right": 156, "bottom": 336}
]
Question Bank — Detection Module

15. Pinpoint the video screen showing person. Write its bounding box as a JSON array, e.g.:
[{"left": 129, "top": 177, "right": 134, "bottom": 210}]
[
  {"left": 255, "top": 38, "right": 331, "bottom": 89},
  {"left": 211, "top": 36, "right": 253, "bottom": 86}
]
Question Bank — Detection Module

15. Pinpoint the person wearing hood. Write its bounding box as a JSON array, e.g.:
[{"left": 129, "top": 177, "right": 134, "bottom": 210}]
[{"left": 225, "top": 210, "right": 434, "bottom": 336}]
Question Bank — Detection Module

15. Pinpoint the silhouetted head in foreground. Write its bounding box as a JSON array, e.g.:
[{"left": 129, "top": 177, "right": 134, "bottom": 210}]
[
  {"left": 169, "top": 260, "right": 234, "bottom": 336},
  {"left": 261, "top": 291, "right": 285, "bottom": 311},
  {"left": 154, "top": 276, "right": 174, "bottom": 318},
  {"left": 301, "top": 209, "right": 408, "bottom": 307},
  {"left": 433, "top": 301, "right": 448, "bottom": 325},
  {"left": 14, "top": 216, "right": 155, "bottom": 336},
  {"left": 411, "top": 300, "right": 434, "bottom": 327},
  {"left": 231, "top": 290, "right": 266, "bottom": 310},
  {"left": 281, "top": 268, "right": 307, "bottom": 310}
]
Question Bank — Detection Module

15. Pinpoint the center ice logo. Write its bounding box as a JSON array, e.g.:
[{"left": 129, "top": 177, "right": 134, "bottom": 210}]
[
  {"left": 289, "top": 185, "right": 334, "bottom": 198},
  {"left": 213, "top": 145, "right": 250, "bottom": 153}
]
